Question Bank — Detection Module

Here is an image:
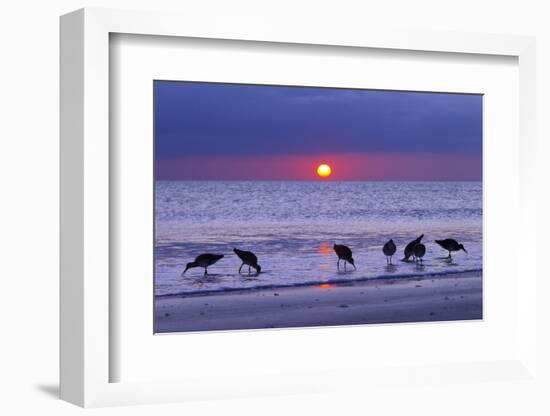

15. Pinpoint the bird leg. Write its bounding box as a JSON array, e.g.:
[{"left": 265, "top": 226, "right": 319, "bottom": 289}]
[
  {"left": 337, "top": 259, "right": 340, "bottom": 270},
  {"left": 248, "top": 266, "right": 251, "bottom": 275},
  {"left": 238, "top": 263, "right": 243, "bottom": 274},
  {"left": 204, "top": 267, "right": 208, "bottom": 276},
  {"left": 344, "top": 262, "right": 347, "bottom": 272}
]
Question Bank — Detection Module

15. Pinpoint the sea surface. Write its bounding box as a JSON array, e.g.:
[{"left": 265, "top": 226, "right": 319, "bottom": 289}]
[{"left": 155, "top": 181, "right": 482, "bottom": 296}]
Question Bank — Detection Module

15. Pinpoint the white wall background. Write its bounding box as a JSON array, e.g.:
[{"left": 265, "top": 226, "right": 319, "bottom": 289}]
[{"left": 0, "top": 0, "right": 548, "bottom": 415}]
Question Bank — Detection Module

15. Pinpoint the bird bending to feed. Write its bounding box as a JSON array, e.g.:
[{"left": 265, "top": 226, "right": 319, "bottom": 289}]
[
  {"left": 402, "top": 234, "right": 424, "bottom": 262},
  {"left": 333, "top": 244, "right": 356, "bottom": 271},
  {"left": 182, "top": 253, "right": 224, "bottom": 276},
  {"left": 435, "top": 239, "right": 467, "bottom": 259},
  {"left": 233, "top": 248, "right": 261, "bottom": 275},
  {"left": 414, "top": 243, "right": 426, "bottom": 264},
  {"left": 382, "top": 239, "right": 397, "bottom": 265}
]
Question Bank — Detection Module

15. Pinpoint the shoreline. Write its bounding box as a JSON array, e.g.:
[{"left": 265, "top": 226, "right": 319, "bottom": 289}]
[
  {"left": 156, "top": 268, "right": 482, "bottom": 299},
  {"left": 155, "top": 270, "right": 482, "bottom": 333}
]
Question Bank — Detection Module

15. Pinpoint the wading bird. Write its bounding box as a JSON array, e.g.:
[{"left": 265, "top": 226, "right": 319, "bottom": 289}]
[
  {"left": 233, "top": 248, "right": 261, "bottom": 275},
  {"left": 414, "top": 243, "right": 426, "bottom": 264},
  {"left": 382, "top": 239, "right": 397, "bottom": 265},
  {"left": 402, "top": 234, "right": 424, "bottom": 262},
  {"left": 435, "top": 239, "right": 467, "bottom": 259},
  {"left": 333, "top": 244, "right": 356, "bottom": 271},
  {"left": 182, "top": 254, "right": 224, "bottom": 276}
]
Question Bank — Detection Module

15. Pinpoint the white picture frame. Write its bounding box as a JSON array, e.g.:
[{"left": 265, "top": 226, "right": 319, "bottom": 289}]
[{"left": 60, "top": 7, "right": 538, "bottom": 408}]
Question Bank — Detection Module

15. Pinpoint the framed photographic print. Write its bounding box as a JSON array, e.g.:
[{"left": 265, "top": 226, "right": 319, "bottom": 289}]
[
  {"left": 60, "top": 8, "right": 540, "bottom": 408},
  {"left": 153, "top": 81, "right": 483, "bottom": 334}
]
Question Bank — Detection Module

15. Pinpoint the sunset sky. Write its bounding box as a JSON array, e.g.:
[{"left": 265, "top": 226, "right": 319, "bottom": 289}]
[{"left": 154, "top": 81, "right": 482, "bottom": 181}]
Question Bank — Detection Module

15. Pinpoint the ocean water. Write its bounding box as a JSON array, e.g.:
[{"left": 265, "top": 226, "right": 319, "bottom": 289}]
[{"left": 155, "top": 181, "right": 482, "bottom": 296}]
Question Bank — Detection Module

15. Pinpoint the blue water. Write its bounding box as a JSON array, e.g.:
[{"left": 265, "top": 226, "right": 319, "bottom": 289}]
[{"left": 155, "top": 181, "right": 482, "bottom": 296}]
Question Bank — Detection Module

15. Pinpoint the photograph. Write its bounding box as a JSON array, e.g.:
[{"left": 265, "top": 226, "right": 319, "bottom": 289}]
[{"left": 153, "top": 80, "right": 483, "bottom": 333}]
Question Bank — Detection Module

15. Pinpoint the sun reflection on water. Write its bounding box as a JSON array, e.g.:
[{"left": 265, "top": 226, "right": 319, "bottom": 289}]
[
  {"left": 319, "top": 283, "right": 333, "bottom": 289},
  {"left": 318, "top": 243, "right": 333, "bottom": 255}
]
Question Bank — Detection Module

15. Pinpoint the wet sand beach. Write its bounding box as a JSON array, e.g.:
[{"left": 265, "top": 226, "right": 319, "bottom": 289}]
[{"left": 155, "top": 271, "right": 482, "bottom": 333}]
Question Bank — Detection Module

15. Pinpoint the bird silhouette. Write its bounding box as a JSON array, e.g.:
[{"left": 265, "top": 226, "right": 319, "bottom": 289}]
[
  {"left": 233, "top": 248, "right": 261, "bottom": 275},
  {"left": 413, "top": 243, "right": 426, "bottom": 264},
  {"left": 382, "top": 239, "right": 397, "bottom": 265},
  {"left": 435, "top": 239, "right": 467, "bottom": 259},
  {"left": 333, "top": 244, "right": 356, "bottom": 271},
  {"left": 402, "top": 234, "right": 424, "bottom": 262},
  {"left": 182, "top": 253, "right": 224, "bottom": 276}
]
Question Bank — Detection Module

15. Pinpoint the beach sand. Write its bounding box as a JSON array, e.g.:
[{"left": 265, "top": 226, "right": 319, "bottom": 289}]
[{"left": 155, "top": 271, "right": 482, "bottom": 333}]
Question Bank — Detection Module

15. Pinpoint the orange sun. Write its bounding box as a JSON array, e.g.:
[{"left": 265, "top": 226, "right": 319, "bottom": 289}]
[{"left": 316, "top": 163, "right": 332, "bottom": 178}]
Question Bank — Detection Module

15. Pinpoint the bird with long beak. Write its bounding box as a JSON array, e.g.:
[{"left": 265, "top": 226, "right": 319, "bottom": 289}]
[
  {"left": 333, "top": 244, "right": 356, "bottom": 271},
  {"left": 182, "top": 253, "right": 224, "bottom": 276},
  {"left": 435, "top": 239, "right": 467, "bottom": 259},
  {"left": 233, "top": 248, "right": 261, "bottom": 275},
  {"left": 401, "top": 234, "right": 424, "bottom": 262}
]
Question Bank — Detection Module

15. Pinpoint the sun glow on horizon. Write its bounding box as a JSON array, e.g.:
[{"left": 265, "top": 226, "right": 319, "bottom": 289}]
[{"left": 316, "top": 164, "right": 332, "bottom": 178}]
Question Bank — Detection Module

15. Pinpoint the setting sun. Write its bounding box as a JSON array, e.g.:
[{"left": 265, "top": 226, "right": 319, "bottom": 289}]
[{"left": 316, "top": 164, "right": 332, "bottom": 178}]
